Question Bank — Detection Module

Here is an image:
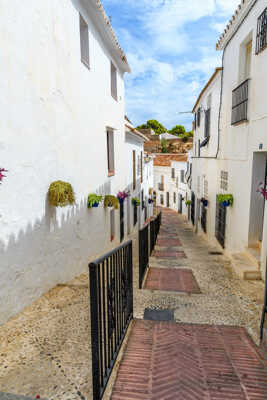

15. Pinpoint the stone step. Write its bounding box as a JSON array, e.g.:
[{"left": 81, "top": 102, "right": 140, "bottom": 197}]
[
  {"left": 231, "top": 252, "right": 262, "bottom": 281},
  {"left": 245, "top": 246, "right": 261, "bottom": 267}
]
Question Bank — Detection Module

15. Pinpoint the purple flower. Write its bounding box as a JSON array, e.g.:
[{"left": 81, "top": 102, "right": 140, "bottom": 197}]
[
  {"left": 0, "top": 168, "right": 7, "bottom": 183},
  {"left": 117, "top": 191, "right": 129, "bottom": 200}
]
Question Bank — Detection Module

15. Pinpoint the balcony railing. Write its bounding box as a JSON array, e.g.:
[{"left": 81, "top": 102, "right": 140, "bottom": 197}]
[
  {"left": 231, "top": 79, "right": 249, "bottom": 125},
  {"left": 158, "top": 183, "right": 164, "bottom": 191}
]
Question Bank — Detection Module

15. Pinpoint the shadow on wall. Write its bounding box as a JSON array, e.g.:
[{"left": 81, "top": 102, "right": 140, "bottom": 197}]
[{"left": 0, "top": 180, "right": 122, "bottom": 325}]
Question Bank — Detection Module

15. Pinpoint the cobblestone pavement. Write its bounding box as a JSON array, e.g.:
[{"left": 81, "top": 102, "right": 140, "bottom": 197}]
[
  {"left": 0, "top": 208, "right": 266, "bottom": 399},
  {"left": 111, "top": 208, "right": 267, "bottom": 400}
]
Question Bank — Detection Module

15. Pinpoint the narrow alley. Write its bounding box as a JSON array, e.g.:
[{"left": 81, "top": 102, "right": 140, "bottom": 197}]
[{"left": 111, "top": 209, "right": 267, "bottom": 400}]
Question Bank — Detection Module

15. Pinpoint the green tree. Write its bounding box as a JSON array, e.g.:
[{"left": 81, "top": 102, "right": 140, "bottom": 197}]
[
  {"left": 136, "top": 120, "right": 167, "bottom": 135},
  {"left": 161, "top": 138, "right": 168, "bottom": 153},
  {"left": 168, "top": 125, "right": 186, "bottom": 137}
]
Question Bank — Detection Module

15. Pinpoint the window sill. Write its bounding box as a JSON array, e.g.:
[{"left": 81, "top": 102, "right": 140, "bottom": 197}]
[
  {"left": 231, "top": 119, "right": 249, "bottom": 126},
  {"left": 108, "top": 171, "right": 115, "bottom": 177},
  {"left": 81, "top": 59, "right": 90, "bottom": 70}
]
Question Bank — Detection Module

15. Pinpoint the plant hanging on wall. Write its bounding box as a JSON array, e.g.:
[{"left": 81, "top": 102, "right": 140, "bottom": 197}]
[
  {"left": 148, "top": 198, "right": 154, "bottom": 204},
  {"left": 104, "top": 195, "right": 119, "bottom": 209},
  {"left": 132, "top": 197, "right": 140, "bottom": 206},
  {"left": 149, "top": 187, "right": 153, "bottom": 195},
  {"left": 201, "top": 197, "right": 208, "bottom": 207},
  {"left": 185, "top": 200, "right": 192, "bottom": 206},
  {"left": 87, "top": 194, "right": 103, "bottom": 208},
  {"left": 0, "top": 168, "right": 7, "bottom": 184},
  {"left": 117, "top": 191, "right": 129, "bottom": 204},
  {"left": 48, "top": 180, "right": 75, "bottom": 207},
  {"left": 217, "top": 194, "right": 233, "bottom": 207}
]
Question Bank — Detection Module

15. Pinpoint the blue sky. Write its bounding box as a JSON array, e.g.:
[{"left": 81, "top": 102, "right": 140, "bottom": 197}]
[{"left": 101, "top": 0, "right": 241, "bottom": 130}]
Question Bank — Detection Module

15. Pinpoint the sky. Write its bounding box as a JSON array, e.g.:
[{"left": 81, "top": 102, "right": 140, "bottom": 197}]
[{"left": 101, "top": 0, "right": 241, "bottom": 131}]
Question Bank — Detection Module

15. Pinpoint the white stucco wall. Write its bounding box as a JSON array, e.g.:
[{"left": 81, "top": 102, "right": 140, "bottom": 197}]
[
  {"left": 0, "top": 0, "right": 131, "bottom": 324},
  {"left": 218, "top": 0, "right": 267, "bottom": 276},
  {"left": 153, "top": 161, "right": 187, "bottom": 213}
]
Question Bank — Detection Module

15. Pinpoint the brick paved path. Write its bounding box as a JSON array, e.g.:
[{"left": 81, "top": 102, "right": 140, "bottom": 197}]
[
  {"left": 112, "top": 209, "right": 267, "bottom": 400},
  {"left": 112, "top": 320, "right": 267, "bottom": 400}
]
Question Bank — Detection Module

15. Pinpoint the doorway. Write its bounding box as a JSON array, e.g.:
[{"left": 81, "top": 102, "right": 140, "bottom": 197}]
[{"left": 248, "top": 153, "right": 267, "bottom": 247}]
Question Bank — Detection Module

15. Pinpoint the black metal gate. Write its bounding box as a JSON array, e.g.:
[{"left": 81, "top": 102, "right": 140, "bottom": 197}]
[
  {"left": 89, "top": 241, "right": 133, "bottom": 400},
  {"left": 215, "top": 197, "right": 226, "bottom": 248},
  {"left": 120, "top": 202, "right": 124, "bottom": 242},
  {"left": 179, "top": 194, "right": 183, "bottom": 214},
  {"left": 191, "top": 192, "right": 195, "bottom": 225},
  {"left": 201, "top": 204, "right": 207, "bottom": 233},
  {"left": 150, "top": 211, "right": 162, "bottom": 255},
  {"left": 133, "top": 204, "right": 138, "bottom": 226},
  {"left": 139, "top": 224, "right": 149, "bottom": 289}
]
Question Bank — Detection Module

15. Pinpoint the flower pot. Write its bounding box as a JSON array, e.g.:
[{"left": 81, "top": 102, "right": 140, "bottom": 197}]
[
  {"left": 92, "top": 202, "right": 99, "bottom": 208},
  {"left": 148, "top": 199, "right": 153, "bottom": 204},
  {"left": 203, "top": 200, "right": 208, "bottom": 207},
  {"left": 222, "top": 200, "right": 230, "bottom": 207},
  {"left": 133, "top": 200, "right": 137, "bottom": 206}
]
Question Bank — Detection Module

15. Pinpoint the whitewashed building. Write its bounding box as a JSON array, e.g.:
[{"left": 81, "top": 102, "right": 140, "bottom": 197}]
[
  {"left": 153, "top": 154, "right": 188, "bottom": 213},
  {"left": 0, "top": 0, "right": 148, "bottom": 325},
  {"left": 191, "top": 0, "right": 267, "bottom": 281},
  {"left": 191, "top": 68, "right": 222, "bottom": 238}
]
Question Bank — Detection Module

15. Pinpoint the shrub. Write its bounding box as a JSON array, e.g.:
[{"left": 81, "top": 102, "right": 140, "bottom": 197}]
[
  {"left": 48, "top": 181, "right": 75, "bottom": 207},
  {"left": 104, "top": 195, "right": 119, "bottom": 209},
  {"left": 87, "top": 194, "right": 103, "bottom": 208}
]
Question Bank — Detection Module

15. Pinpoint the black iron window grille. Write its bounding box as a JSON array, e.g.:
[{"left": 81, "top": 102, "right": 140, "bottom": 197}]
[
  {"left": 89, "top": 240, "right": 133, "bottom": 400},
  {"left": 231, "top": 79, "right": 249, "bottom": 125},
  {"left": 197, "top": 108, "right": 201, "bottom": 127},
  {"left": 204, "top": 109, "right": 210, "bottom": 138},
  {"left": 256, "top": 7, "right": 267, "bottom": 55},
  {"left": 215, "top": 196, "right": 226, "bottom": 248}
]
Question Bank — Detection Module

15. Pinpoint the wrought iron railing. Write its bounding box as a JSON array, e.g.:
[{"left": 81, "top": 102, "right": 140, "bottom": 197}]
[
  {"left": 231, "top": 79, "right": 249, "bottom": 125},
  {"left": 256, "top": 7, "right": 267, "bottom": 55},
  {"left": 149, "top": 211, "right": 161, "bottom": 254},
  {"left": 139, "top": 224, "right": 149, "bottom": 289},
  {"left": 215, "top": 197, "right": 226, "bottom": 248},
  {"left": 260, "top": 260, "right": 267, "bottom": 343},
  {"left": 89, "top": 240, "right": 133, "bottom": 400}
]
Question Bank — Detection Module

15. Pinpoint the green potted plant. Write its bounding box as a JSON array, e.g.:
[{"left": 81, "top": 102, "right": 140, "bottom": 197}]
[
  {"left": 48, "top": 181, "right": 75, "bottom": 207},
  {"left": 87, "top": 194, "right": 103, "bottom": 208},
  {"left": 185, "top": 200, "right": 192, "bottom": 206},
  {"left": 217, "top": 194, "right": 233, "bottom": 207},
  {"left": 132, "top": 197, "right": 141, "bottom": 206},
  {"left": 104, "top": 195, "right": 119, "bottom": 210}
]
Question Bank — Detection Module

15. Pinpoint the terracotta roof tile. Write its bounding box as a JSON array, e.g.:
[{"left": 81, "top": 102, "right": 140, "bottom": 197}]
[{"left": 153, "top": 154, "right": 188, "bottom": 167}]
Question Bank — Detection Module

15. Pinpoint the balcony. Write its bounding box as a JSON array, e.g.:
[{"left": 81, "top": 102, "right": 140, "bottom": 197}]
[
  {"left": 158, "top": 183, "right": 164, "bottom": 191},
  {"left": 231, "top": 79, "right": 249, "bottom": 125}
]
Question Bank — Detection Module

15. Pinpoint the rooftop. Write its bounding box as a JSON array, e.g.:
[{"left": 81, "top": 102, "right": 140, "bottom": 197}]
[
  {"left": 216, "top": 0, "right": 255, "bottom": 50},
  {"left": 153, "top": 153, "right": 188, "bottom": 167}
]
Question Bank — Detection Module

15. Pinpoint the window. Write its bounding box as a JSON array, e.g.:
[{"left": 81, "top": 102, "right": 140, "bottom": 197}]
[
  {"left": 110, "top": 209, "right": 115, "bottom": 241},
  {"left": 160, "top": 194, "right": 164, "bottom": 205},
  {"left": 159, "top": 175, "right": 164, "bottom": 191},
  {"left": 256, "top": 8, "right": 267, "bottom": 54},
  {"left": 141, "top": 190, "right": 144, "bottom": 209},
  {"left": 133, "top": 150, "right": 136, "bottom": 190},
  {"left": 232, "top": 79, "right": 249, "bottom": 125},
  {"left": 111, "top": 62, "right": 118, "bottom": 100},
  {"left": 205, "top": 94, "right": 211, "bottom": 138},
  {"left": 197, "top": 108, "right": 201, "bottom": 127},
  {"left": 79, "top": 14, "right": 89, "bottom": 68},
  {"left": 220, "top": 171, "right": 228, "bottom": 191},
  {"left": 204, "top": 179, "right": 208, "bottom": 198},
  {"left": 171, "top": 168, "right": 175, "bottom": 179},
  {"left": 107, "top": 130, "right": 115, "bottom": 176},
  {"left": 173, "top": 192, "right": 176, "bottom": 203},
  {"left": 166, "top": 192, "right": 170, "bottom": 207},
  {"left": 197, "top": 176, "right": 201, "bottom": 195},
  {"left": 181, "top": 170, "right": 185, "bottom": 183},
  {"left": 134, "top": 203, "right": 138, "bottom": 225},
  {"left": 176, "top": 176, "right": 178, "bottom": 188}
]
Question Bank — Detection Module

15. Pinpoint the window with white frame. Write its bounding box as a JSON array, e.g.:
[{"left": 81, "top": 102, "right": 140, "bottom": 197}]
[
  {"left": 107, "top": 130, "right": 115, "bottom": 175},
  {"left": 173, "top": 192, "right": 176, "bottom": 203},
  {"left": 160, "top": 194, "right": 164, "bottom": 205},
  {"left": 111, "top": 62, "right": 118, "bottom": 100},
  {"left": 181, "top": 170, "right": 185, "bottom": 183},
  {"left": 79, "top": 14, "right": 89, "bottom": 68},
  {"left": 171, "top": 168, "right": 175, "bottom": 179},
  {"left": 220, "top": 171, "right": 228, "bottom": 191},
  {"left": 204, "top": 179, "right": 208, "bottom": 198}
]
